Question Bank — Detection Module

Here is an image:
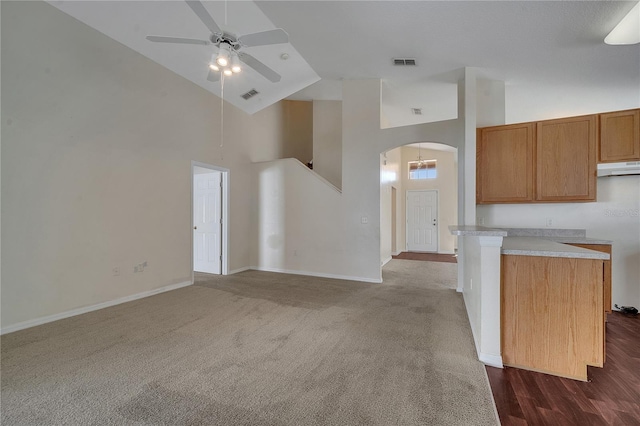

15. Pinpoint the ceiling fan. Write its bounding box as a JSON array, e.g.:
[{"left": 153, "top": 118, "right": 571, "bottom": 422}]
[{"left": 146, "top": 0, "right": 289, "bottom": 83}]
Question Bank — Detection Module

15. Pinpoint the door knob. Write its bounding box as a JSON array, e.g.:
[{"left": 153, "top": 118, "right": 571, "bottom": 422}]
[{"left": 194, "top": 226, "right": 198, "bottom": 230}]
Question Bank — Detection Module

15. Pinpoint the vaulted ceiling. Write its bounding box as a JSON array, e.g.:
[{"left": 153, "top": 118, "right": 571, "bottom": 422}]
[{"left": 49, "top": 1, "right": 639, "bottom": 124}]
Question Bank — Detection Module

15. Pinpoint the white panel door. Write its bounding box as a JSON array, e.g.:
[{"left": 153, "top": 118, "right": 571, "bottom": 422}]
[
  {"left": 406, "top": 190, "right": 438, "bottom": 252},
  {"left": 193, "top": 172, "right": 222, "bottom": 274}
]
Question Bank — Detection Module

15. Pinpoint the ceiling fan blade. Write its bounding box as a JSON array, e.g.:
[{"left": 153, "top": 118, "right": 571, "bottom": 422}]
[
  {"left": 238, "top": 29, "right": 289, "bottom": 47},
  {"left": 238, "top": 52, "right": 281, "bottom": 83},
  {"left": 185, "top": 0, "right": 223, "bottom": 36},
  {"left": 207, "top": 70, "right": 220, "bottom": 82},
  {"left": 146, "top": 35, "right": 210, "bottom": 45}
]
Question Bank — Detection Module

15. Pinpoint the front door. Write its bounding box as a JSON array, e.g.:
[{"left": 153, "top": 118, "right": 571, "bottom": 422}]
[
  {"left": 193, "top": 172, "right": 222, "bottom": 274},
  {"left": 406, "top": 190, "right": 438, "bottom": 252}
]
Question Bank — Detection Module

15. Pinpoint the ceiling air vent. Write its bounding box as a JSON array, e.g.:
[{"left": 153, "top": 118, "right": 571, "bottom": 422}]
[
  {"left": 393, "top": 58, "right": 417, "bottom": 66},
  {"left": 411, "top": 108, "right": 422, "bottom": 115},
  {"left": 241, "top": 89, "right": 259, "bottom": 100}
]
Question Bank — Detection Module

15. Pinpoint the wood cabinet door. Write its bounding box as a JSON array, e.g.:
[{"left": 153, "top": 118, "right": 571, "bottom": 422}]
[
  {"left": 477, "top": 123, "right": 535, "bottom": 204},
  {"left": 599, "top": 109, "right": 640, "bottom": 162},
  {"left": 536, "top": 115, "right": 597, "bottom": 202}
]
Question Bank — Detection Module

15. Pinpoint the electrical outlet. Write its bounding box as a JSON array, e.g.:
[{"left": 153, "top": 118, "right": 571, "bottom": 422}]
[
  {"left": 361, "top": 216, "right": 368, "bottom": 224},
  {"left": 546, "top": 217, "right": 553, "bottom": 227},
  {"left": 470, "top": 278, "right": 473, "bottom": 290},
  {"left": 477, "top": 216, "right": 485, "bottom": 226},
  {"left": 112, "top": 267, "right": 120, "bottom": 276}
]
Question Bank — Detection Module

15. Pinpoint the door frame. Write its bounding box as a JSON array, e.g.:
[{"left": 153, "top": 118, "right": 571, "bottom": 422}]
[
  {"left": 191, "top": 161, "right": 229, "bottom": 279},
  {"left": 405, "top": 189, "right": 439, "bottom": 253}
]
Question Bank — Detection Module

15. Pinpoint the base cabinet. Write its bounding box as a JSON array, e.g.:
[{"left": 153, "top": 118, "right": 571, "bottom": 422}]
[{"left": 501, "top": 255, "right": 604, "bottom": 381}]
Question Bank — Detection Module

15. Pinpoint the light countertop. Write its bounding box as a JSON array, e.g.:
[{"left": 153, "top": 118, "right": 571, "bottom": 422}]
[
  {"left": 502, "top": 237, "right": 610, "bottom": 260},
  {"left": 449, "top": 226, "right": 612, "bottom": 259}
]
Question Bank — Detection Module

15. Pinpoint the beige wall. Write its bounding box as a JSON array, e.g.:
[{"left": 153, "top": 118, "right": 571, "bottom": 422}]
[
  {"left": 282, "top": 100, "right": 313, "bottom": 165},
  {"left": 0, "top": 1, "right": 287, "bottom": 329},
  {"left": 313, "top": 100, "right": 342, "bottom": 189},
  {"left": 399, "top": 146, "right": 458, "bottom": 254}
]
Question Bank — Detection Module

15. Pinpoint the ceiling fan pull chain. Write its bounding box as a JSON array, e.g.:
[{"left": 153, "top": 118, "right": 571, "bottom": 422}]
[{"left": 220, "top": 73, "right": 225, "bottom": 159}]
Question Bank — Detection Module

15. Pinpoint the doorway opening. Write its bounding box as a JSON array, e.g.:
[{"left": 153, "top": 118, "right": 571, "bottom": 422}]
[{"left": 192, "top": 162, "right": 229, "bottom": 277}]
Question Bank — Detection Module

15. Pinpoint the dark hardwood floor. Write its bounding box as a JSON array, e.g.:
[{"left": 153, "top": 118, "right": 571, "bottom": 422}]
[
  {"left": 392, "top": 252, "right": 457, "bottom": 263},
  {"left": 486, "top": 312, "right": 640, "bottom": 425}
]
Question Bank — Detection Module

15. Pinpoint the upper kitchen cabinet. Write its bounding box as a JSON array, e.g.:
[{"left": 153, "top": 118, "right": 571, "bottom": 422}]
[
  {"left": 536, "top": 115, "right": 597, "bottom": 202},
  {"left": 477, "top": 123, "right": 535, "bottom": 204},
  {"left": 599, "top": 109, "right": 640, "bottom": 163}
]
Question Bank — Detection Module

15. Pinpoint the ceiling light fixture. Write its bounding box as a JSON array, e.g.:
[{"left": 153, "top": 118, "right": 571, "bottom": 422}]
[
  {"left": 209, "top": 53, "right": 219, "bottom": 71},
  {"left": 605, "top": 2, "right": 640, "bottom": 45},
  {"left": 216, "top": 42, "right": 230, "bottom": 66},
  {"left": 223, "top": 68, "right": 233, "bottom": 76},
  {"left": 230, "top": 53, "right": 242, "bottom": 73},
  {"left": 417, "top": 143, "right": 424, "bottom": 168}
]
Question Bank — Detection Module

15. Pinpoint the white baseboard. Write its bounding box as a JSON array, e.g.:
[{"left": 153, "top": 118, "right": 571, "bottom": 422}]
[
  {"left": 479, "top": 353, "right": 504, "bottom": 368},
  {"left": 381, "top": 256, "right": 392, "bottom": 267},
  {"left": 227, "top": 266, "right": 250, "bottom": 275},
  {"left": 250, "top": 266, "right": 382, "bottom": 284},
  {"left": 1, "top": 280, "right": 193, "bottom": 335}
]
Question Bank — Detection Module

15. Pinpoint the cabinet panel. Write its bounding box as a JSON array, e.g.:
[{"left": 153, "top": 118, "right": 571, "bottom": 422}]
[
  {"left": 599, "top": 109, "right": 640, "bottom": 162},
  {"left": 477, "top": 123, "right": 535, "bottom": 204},
  {"left": 501, "top": 255, "right": 604, "bottom": 381},
  {"left": 536, "top": 115, "right": 597, "bottom": 202},
  {"left": 565, "top": 243, "right": 612, "bottom": 314}
]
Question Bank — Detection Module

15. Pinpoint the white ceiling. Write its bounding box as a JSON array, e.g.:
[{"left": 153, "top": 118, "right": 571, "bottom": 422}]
[{"left": 49, "top": 1, "right": 639, "bottom": 123}]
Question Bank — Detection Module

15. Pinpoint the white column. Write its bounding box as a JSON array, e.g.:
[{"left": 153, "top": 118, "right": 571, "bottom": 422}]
[{"left": 478, "top": 235, "right": 503, "bottom": 368}]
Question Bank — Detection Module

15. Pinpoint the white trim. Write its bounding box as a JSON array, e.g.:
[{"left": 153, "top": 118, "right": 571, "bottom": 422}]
[
  {"left": 479, "top": 353, "right": 504, "bottom": 369},
  {"left": 250, "top": 266, "right": 382, "bottom": 284},
  {"left": 1, "top": 280, "right": 193, "bottom": 335},
  {"left": 381, "top": 256, "right": 393, "bottom": 266},
  {"left": 191, "top": 161, "right": 230, "bottom": 278},
  {"left": 228, "top": 266, "right": 250, "bottom": 275}
]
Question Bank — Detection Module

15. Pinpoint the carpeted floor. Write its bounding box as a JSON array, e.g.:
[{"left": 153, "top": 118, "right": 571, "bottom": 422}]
[{"left": 1, "top": 260, "right": 498, "bottom": 425}]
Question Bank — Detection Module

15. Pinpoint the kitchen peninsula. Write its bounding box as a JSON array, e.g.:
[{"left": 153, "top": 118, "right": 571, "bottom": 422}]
[{"left": 451, "top": 226, "right": 612, "bottom": 381}]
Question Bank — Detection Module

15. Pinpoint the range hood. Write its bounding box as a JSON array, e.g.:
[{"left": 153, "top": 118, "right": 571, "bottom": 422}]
[{"left": 597, "top": 161, "right": 640, "bottom": 177}]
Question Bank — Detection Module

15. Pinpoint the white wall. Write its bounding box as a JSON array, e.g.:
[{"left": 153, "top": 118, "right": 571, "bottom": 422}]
[
  {"left": 399, "top": 146, "right": 458, "bottom": 254},
  {"left": 477, "top": 176, "right": 640, "bottom": 309},
  {"left": 343, "top": 79, "right": 466, "bottom": 282},
  {"left": 0, "top": 1, "right": 287, "bottom": 329},
  {"left": 250, "top": 159, "right": 354, "bottom": 279},
  {"left": 313, "top": 100, "right": 342, "bottom": 189},
  {"left": 380, "top": 147, "right": 402, "bottom": 264}
]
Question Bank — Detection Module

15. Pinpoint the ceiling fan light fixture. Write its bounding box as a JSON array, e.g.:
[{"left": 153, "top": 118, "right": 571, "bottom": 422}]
[
  {"left": 223, "top": 68, "right": 233, "bottom": 76},
  {"left": 605, "top": 2, "right": 640, "bottom": 45},
  {"left": 216, "top": 43, "right": 230, "bottom": 67},
  {"left": 231, "top": 54, "right": 242, "bottom": 73},
  {"left": 209, "top": 53, "right": 219, "bottom": 71}
]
